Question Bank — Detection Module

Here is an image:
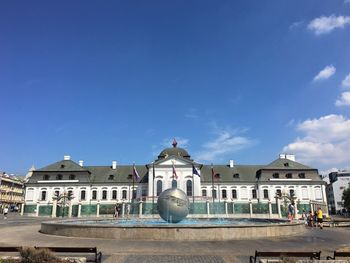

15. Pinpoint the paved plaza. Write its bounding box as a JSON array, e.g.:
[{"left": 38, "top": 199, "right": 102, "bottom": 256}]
[{"left": 1, "top": 214, "right": 350, "bottom": 263}]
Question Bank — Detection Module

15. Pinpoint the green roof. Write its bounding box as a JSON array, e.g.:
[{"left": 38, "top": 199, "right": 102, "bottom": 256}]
[
  {"left": 262, "top": 158, "right": 315, "bottom": 170},
  {"left": 36, "top": 160, "right": 88, "bottom": 172},
  {"left": 86, "top": 165, "right": 148, "bottom": 183},
  {"left": 199, "top": 165, "right": 263, "bottom": 183}
]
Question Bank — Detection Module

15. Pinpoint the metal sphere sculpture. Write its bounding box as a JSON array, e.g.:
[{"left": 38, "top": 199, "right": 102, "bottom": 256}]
[{"left": 157, "top": 187, "right": 190, "bottom": 223}]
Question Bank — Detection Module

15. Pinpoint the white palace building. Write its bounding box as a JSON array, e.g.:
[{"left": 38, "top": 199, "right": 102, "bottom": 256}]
[{"left": 23, "top": 141, "right": 327, "bottom": 218}]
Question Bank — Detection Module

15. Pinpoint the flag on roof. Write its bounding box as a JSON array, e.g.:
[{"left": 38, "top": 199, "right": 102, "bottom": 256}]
[
  {"left": 211, "top": 165, "right": 219, "bottom": 181},
  {"left": 133, "top": 164, "right": 140, "bottom": 182},
  {"left": 172, "top": 163, "right": 178, "bottom": 180},
  {"left": 192, "top": 165, "right": 200, "bottom": 177}
]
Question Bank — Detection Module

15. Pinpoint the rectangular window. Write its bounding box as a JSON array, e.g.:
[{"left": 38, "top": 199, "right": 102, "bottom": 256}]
[
  {"left": 212, "top": 189, "right": 217, "bottom": 199},
  {"left": 222, "top": 189, "right": 227, "bottom": 199},
  {"left": 202, "top": 189, "right": 207, "bottom": 197}
]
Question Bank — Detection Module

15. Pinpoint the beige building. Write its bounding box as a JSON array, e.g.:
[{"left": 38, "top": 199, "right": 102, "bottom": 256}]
[{"left": 0, "top": 172, "right": 24, "bottom": 212}]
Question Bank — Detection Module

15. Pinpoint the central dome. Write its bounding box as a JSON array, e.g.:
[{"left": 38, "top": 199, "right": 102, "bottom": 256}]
[{"left": 157, "top": 139, "right": 191, "bottom": 160}]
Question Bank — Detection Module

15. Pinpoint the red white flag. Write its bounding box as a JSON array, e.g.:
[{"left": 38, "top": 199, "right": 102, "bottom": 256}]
[{"left": 172, "top": 163, "right": 178, "bottom": 180}]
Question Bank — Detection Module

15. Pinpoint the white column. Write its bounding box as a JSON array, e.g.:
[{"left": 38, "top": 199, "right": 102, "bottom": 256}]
[
  {"left": 206, "top": 200, "right": 210, "bottom": 216},
  {"left": 78, "top": 203, "right": 81, "bottom": 218},
  {"left": 52, "top": 200, "right": 57, "bottom": 218},
  {"left": 224, "top": 201, "right": 228, "bottom": 215},
  {"left": 122, "top": 202, "right": 125, "bottom": 218},
  {"left": 139, "top": 201, "right": 143, "bottom": 217},
  {"left": 249, "top": 200, "right": 253, "bottom": 217},
  {"left": 68, "top": 202, "right": 73, "bottom": 218},
  {"left": 96, "top": 202, "right": 100, "bottom": 217},
  {"left": 20, "top": 203, "right": 25, "bottom": 216},
  {"left": 268, "top": 200, "right": 272, "bottom": 218},
  {"left": 232, "top": 201, "right": 235, "bottom": 214},
  {"left": 36, "top": 202, "right": 40, "bottom": 217},
  {"left": 277, "top": 199, "right": 282, "bottom": 218}
]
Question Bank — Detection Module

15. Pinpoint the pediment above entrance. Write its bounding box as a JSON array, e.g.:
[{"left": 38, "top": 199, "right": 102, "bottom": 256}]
[{"left": 155, "top": 156, "right": 194, "bottom": 166}]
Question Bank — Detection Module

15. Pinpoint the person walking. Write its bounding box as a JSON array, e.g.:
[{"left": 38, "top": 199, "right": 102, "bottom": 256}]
[
  {"left": 3, "top": 206, "right": 8, "bottom": 220},
  {"left": 114, "top": 202, "right": 119, "bottom": 219},
  {"left": 317, "top": 207, "right": 323, "bottom": 229}
]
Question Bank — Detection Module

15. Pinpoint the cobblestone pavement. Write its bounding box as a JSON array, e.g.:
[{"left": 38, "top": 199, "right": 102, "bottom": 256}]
[{"left": 1, "top": 214, "right": 350, "bottom": 263}]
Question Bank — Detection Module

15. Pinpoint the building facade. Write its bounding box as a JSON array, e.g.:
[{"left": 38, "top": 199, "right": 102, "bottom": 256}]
[
  {"left": 24, "top": 143, "right": 327, "bottom": 217},
  {"left": 0, "top": 172, "right": 24, "bottom": 212},
  {"left": 326, "top": 171, "right": 350, "bottom": 214}
]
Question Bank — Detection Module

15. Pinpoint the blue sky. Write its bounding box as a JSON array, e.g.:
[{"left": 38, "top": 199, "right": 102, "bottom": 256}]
[{"left": 1, "top": 0, "right": 350, "bottom": 175}]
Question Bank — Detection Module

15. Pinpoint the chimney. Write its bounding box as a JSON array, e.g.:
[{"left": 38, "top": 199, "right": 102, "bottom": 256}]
[
  {"left": 229, "top": 160, "right": 234, "bottom": 168},
  {"left": 112, "top": 161, "right": 117, "bottom": 170},
  {"left": 285, "top": 154, "right": 295, "bottom": 162},
  {"left": 279, "top": 154, "right": 286, "bottom": 159},
  {"left": 64, "top": 155, "right": 71, "bottom": 160},
  {"left": 79, "top": 160, "right": 84, "bottom": 167},
  {"left": 279, "top": 153, "right": 295, "bottom": 162}
]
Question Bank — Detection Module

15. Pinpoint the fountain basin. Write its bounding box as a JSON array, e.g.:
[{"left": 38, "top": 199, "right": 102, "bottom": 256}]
[{"left": 40, "top": 218, "right": 306, "bottom": 241}]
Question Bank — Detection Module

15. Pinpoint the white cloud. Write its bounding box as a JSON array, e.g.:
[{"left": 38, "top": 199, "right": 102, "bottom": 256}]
[
  {"left": 341, "top": 73, "right": 350, "bottom": 88},
  {"left": 335, "top": 92, "right": 350, "bottom": 106},
  {"left": 307, "top": 15, "right": 350, "bottom": 35},
  {"left": 313, "top": 65, "right": 336, "bottom": 82},
  {"left": 195, "top": 128, "right": 253, "bottom": 162},
  {"left": 283, "top": 114, "right": 350, "bottom": 167},
  {"left": 289, "top": 21, "right": 304, "bottom": 30},
  {"left": 345, "top": 0, "right": 350, "bottom": 4}
]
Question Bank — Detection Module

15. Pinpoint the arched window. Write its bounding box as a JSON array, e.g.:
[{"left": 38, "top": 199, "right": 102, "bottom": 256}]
[
  {"left": 43, "top": 174, "right": 50, "bottom": 180},
  {"left": 276, "top": 189, "right": 282, "bottom": 197},
  {"left": 202, "top": 189, "right": 207, "bottom": 197},
  {"left": 290, "top": 189, "right": 295, "bottom": 197},
  {"left": 69, "top": 174, "right": 76, "bottom": 180},
  {"left": 80, "top": 190, "right": 86, "bottom": 200},
  {"left": 252, "top": 189, "right": 257, "bottom": 199},
  {"left": 172, "top": 180, "right": 177, "bottom": 188},
  {"left": 56, "top": 174, "right": 63, "bottom": 180},
  {"left": 40, "top": 190, "right": 47, "bottom": 201},
  {"left": 122, "top": 190, "right": 127, "bottom": 199},
  {"left": 102, "top": 190, "right": 107, "bottom": 200},
  {"left": 92, "top": 190, "right": 97, "bottom": 200},
  {"left": 222, "top": 189, "right": 227, "bottom": 199},
  {"left": 263, "top": 189, "right": 269, "bottom": 199},
  {"left": 186, "top": 180, "right": 192, "bottom": 196},
  {"left": 54, "top": 189, "right": 60, "bottom": 198},
  {"left": 156, "top": 180, "right": 162, "bottom": 196},
  {"left": 112, "top": 190, "right": 117, "bottom": 200},
  {"left": 212, "top": 188, "right": 217, "bottom": 199},
  {"left": 232, "top": 189, "right": 237, "bottom": 199}
]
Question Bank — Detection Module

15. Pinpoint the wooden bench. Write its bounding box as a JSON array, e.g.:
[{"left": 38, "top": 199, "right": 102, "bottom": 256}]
[
  {"left": 0, "top": 246, "right": 102, "bottom": 263},
  {"left": 327, "top": 251, "right": 350, "bottom": 260},
  {"left": 250, "top": 250, "right": 321, "bottom": 263}
]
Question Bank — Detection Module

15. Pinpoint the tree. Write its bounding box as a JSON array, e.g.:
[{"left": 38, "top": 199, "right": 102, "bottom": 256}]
[{"left": 342, "top": 187, "right": 350, "bottom": 211}]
